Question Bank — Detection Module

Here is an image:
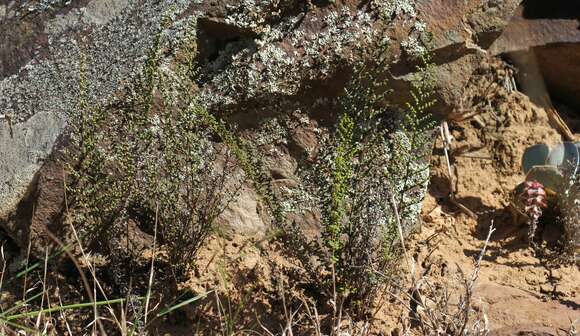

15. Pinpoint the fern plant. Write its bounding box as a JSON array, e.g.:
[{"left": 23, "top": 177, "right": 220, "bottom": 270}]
[
  {"left": 296, "top": 44, "right": 437, "bottom": 309},
  {"left": 384, "top": 52, "right": 436, "bottom": 236},
  {"left": 65, "top": 18, "right": 244, "bottom": 281},
  {"left": 326, "top": 111, "right": 357, "bottom": 262}
]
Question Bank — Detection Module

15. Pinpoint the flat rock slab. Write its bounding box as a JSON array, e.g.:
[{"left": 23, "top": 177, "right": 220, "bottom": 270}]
[
  {"left": 475, "top": 282, "right": 580, "bottom": 335},
  {"left": 491, "top": 2, "right": 580, "bottom": 109}
]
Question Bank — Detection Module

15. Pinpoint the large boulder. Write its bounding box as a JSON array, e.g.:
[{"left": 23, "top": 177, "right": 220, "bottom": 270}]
[
  {"left": 0, "top": 0, "right": 521, "bottom": 249},
  {"left": 1, "top": 0, "right": 172, "bottom": 225}
]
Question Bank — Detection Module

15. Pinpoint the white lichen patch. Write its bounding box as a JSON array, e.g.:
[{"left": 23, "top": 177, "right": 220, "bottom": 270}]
[
  {"left": 401, "top": 35, "right": 426, "bottom": 57},
  {"left": 372, "top": 0, "right": 417, "bottom": 20},
  {"left": 371, "top": 0, "right": 429, "bottom": 58},
  {"left": 224, "top": 0, "right": 281, "bottom": 32},
  {"left": 401, "top": 14, "right": 429, "bottom": 57},
  {"left": 278, "top": 181, "right": 318, "bottom": 215},
  {"left": 254, "top": 117, "right": 288, "bottom": 146},
  {"left": 199, "top": 7, "right": 377, "bottom": 107}
]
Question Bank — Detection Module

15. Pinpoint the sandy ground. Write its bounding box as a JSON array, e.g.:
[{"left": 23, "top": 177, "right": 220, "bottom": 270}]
[
  {"left": 178, "top": 58, "right": 580, "bottom": 335},
  {"left": 408, "top": 58, "right": 580, "bottom": 334},
  {"left": 2, "top": 57, "right": 577, "bottom": 336}
]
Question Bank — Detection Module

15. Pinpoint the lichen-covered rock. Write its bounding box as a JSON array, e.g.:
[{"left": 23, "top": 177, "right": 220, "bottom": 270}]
[
  {"left": 0, "top": 0, "right": 191, "bottom": 224},
  {"left": 0, "top": 0, "right": 520, "bottom": 249},
  {"left": 389, "top": 0, "right": 521, "bottom": 113}
]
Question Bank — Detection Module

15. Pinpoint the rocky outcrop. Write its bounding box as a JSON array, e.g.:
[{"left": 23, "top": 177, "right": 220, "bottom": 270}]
[
  {"left": 1, "top": 0, "right": 173, "bottom": 224},
  {"left": 392, "top": 0, "right": 521, "bottom": 113},
  {"left": 0, "top": 0, "right": 521, "bottom": 249},
  {"left": 491, "top": 1, "right": 580, "bottom": 110}
]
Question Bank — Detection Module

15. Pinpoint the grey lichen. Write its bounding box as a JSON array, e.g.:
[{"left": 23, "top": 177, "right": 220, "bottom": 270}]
[
  {"left": 17, "top": 0, "right": 73, "bottom": 15},
  {"left": 224, "top": 0, "right": 278, "bottom": 32},
  {"left": 0, "top": 0, "right": 194, "bottom": 222},
  {"left": 199, "top": 0, "right": 431, "bottom": 109},
  {"left": 254, "top": 117, "right": 289, "bottom": 146},
  {"left": 371, "top": 0, "right": 429, "bottom": 58},
  {"left": 372, "top": 0, "right": 417, "bottom": 20},
  {"left": 0, "top": 0, "right": 192, "bottom": 124},
  {"left": 44, "top": 0, "right": 130, "bottom": 35},
  {"left": 199, "top": 7, "right": 376, "bottom": 108}
]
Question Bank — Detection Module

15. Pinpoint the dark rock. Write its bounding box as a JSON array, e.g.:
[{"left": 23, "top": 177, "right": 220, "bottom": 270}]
[
  {"left": 0, "top": 0, "right": 521, "bottom": 251},
  {"left": 491, "top": 1, "right": 580, "bottom": 110}
]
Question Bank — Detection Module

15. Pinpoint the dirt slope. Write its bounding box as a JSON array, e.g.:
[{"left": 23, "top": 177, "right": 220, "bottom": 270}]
[
  {"left": 414, "top": 57, "right": 580, "bottom": 334},
  {"left": 175, "top": 57, "right": 580, "bottom": 335}
]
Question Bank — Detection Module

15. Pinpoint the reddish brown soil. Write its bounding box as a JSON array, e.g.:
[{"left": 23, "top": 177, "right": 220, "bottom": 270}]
[
  {"left": 176, "top": 58, "right": 580, "bottom": 335},
  {"left": 2, "top": 58, "right": 578, "bottom": 336},
  {"left": 410, "top": 58, "right": 580, "bottom": 334}
]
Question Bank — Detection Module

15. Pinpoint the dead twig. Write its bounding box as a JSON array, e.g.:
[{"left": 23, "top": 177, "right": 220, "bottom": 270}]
[
  {"left": 546, "top": 107, "right": 577, "bottom": 142},
  {"left": 397, "top": 222, "right": 495, "bottom": 335},
  {"left": 439, "top": 121, "right": 478, "bottom": 219}
]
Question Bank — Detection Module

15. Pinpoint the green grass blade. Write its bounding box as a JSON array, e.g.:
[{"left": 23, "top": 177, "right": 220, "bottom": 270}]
[
  {"left": 0, "top": 318, "right": 40, "bottom": 334},
  {"left": 156, "top": 290, "right": 211, "bottom": 317},
  {"left": 6, "top": 242, "right": 74, "bottom": 284},
  {"left": 4, "top": 297, "right": 134, "bottom": 321},
  {"left": 1, "top": 291, "right": 44, "bottom": 317}
]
